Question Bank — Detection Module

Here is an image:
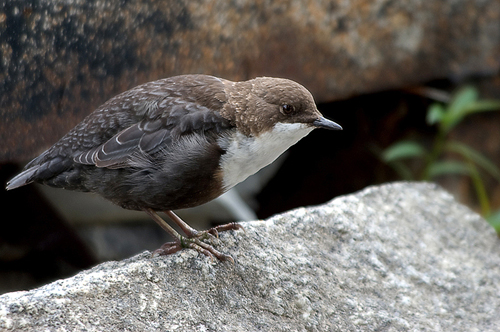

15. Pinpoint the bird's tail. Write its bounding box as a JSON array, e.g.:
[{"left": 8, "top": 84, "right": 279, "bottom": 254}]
[{"left": 5, "top": 166, "right": 39, "bottom": 190}]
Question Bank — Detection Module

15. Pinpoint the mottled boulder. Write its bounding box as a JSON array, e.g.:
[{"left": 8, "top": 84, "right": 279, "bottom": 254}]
[
  {"left": 1, "top": 182, "right": 499, "bottom": 331},
  {"left": 1, "top": 0, "right": 500, "bottom": 161}
]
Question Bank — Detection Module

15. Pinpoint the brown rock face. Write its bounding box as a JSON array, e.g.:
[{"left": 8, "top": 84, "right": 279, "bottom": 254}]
[{"left": 1, "top": 0, "right": 500, "bottom": 161}]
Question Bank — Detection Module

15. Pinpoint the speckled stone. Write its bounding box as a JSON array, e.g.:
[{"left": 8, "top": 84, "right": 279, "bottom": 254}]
[
  {"left": 1, "top": 182, "right": 499, "bottom": 331},
  {"left": 1, "top": 0, "right": 500, "bottom": 161}
]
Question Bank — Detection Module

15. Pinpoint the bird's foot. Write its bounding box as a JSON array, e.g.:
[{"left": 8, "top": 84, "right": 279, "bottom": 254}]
[
  {"left": 183, "top": 222, "right": 245, "bottom": 262},
  {"left": 178, "top": 221, "right": 244, "bottom": 240},
  {"left": 147, "top": 209, "right": 243, "bottom": 262},
  {"left": 153, "top": 236, "right": 235, "bottom": 263}
]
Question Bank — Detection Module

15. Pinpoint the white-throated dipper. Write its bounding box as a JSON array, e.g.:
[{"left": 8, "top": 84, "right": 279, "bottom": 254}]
[{"left": 6, "top": 74, "right": 342, "bottom": 262}]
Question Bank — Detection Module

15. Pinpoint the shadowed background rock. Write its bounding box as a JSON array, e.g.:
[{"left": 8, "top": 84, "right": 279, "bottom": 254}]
[{"left": 1, "top": 0, "right": 500, "bottom": 161}]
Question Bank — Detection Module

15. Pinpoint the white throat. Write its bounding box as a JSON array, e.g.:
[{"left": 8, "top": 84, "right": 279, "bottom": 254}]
[{"left": 218, "top": 122, "right": 314, "bottom": 190}]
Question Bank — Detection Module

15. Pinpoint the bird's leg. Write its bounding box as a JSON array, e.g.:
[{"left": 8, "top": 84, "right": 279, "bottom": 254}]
[
  {"left": 164, "top": 210, "right": 244, "bottom": 238},
  {"left": 143, "top": 208, "right": 185, "bottom": 256},
  {"left": 144, "top": 208, "right": 183, "bottom": 240},
  {"left": 143, "top": 208, "right": 235, "bottom": 262},
  {"left": 163, "top": 210, "right": 207, "bottom": 238}
]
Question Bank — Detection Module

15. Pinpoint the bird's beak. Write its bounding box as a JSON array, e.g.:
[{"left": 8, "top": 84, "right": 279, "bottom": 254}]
[{"left": 313, "top": 117, "right": 343, "bottom": 130}]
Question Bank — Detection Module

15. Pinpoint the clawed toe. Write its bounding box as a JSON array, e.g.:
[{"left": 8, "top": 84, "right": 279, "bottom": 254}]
[
  {"left": 152, "top": 242, "right": 182, "bottom": 256},
  {"left": 190, "top": 237, "right": 235, "bottom": 263},
  {"left": 146, "top": 209, "right": 242, "bottom": 262},
  {"left": 153, "top": 236, "right": 235, "bottom": 263},
  {"left": 208, "top": 222, "right": 245, "bottom": 238}
]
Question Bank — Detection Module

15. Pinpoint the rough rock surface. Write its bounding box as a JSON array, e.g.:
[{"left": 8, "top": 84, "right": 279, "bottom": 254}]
[
  {"left": 1, "top": 182, "right": 499, "bottom": 331},
  {"left": 2, "top": 0, "right": 500, "bottom": 161}
]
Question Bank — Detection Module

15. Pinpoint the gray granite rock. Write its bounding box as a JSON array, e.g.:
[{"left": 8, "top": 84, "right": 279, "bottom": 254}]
[{"left": 1, "top": 182, "right": 499, "bottom": 331}]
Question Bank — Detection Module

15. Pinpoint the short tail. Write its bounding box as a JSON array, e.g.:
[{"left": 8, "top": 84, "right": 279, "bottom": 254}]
[{"left": 5, "top": 166, "right": 39, "bottom": 190}]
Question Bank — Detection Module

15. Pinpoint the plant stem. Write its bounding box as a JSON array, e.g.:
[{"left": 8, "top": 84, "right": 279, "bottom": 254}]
[
  {"left": 421, "top": 128, "right": 446, "bottom": 180},
  {"left": 467, "top": 160, "right": 491, "bottom": 216}
]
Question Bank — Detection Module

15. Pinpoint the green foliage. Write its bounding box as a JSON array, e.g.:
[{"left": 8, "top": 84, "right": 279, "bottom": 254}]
[
  {"left": 379, "top": 86, "right": 500, "bottom": 233},
  {"left": 438, "top": 86, "right": 500, "bottom": 134},
  {"left": 487, "top": 210, "right": 500, "bottom": 232},
  {"left": 382, "top": 141, "right": 427, "bottom": 163}
]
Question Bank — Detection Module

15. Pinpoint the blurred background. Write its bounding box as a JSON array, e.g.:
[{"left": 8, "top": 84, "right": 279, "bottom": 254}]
[{"left": 1, "top": 0, "right": 500, "bottom": 294}]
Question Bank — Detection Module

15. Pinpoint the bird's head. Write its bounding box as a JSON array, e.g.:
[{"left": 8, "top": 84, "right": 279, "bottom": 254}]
[{"left": 227, "top": 77, "right": 342, "bottom": 136}]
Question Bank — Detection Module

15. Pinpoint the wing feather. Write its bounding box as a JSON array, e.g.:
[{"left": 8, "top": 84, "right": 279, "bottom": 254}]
[{"left": 73, "top": 102, "right": 233, "bottom": 169}]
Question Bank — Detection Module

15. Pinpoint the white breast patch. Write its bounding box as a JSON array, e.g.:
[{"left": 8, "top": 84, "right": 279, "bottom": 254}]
[{"left": 218, "top": 122, "right": 315, "bottom": 190}]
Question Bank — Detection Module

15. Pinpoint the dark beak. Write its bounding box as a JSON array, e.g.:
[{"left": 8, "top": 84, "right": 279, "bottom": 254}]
[{"left": 313, "top": 117, "right": 343, "bottom": 130}]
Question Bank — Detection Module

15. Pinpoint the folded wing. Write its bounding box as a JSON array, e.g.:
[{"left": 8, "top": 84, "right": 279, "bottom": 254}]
[{"left": 73, "top": 102, "right": 232, "bottom": 169}]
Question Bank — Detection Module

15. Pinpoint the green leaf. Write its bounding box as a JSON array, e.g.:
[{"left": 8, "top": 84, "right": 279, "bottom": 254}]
[
  {"left": 486, "top": 209, "right": 500, "bottom": 233},
  {"left": 381, "top": 141, "right": 427, "bottom": 163},
  {"left": 445, "top": 141, "right": 500, "bottom": 182},
  {"left": 462, "top": 100, "right": 500, "bottom": 116},
  {"left": 427, "top": 160, "right": 470, "bottom": 178},
  {"left": 426, "top": 103, "right": 445, "bottom": 125},
  {"left": 448, "top": 86, "right": 478, "bottom": 116},
  {"left": 441, "top": 86, "right": 479, "bottom": 133}
]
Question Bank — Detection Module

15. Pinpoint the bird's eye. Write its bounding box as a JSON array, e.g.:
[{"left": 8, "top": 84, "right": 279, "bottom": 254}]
[{"left": 281, "top": 104, "right": 295, "bottom": 115}]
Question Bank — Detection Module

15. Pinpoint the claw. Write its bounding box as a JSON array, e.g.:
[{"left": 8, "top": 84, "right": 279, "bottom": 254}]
[
  {"left": 222, "top": 254, "right": 235, "bottom": 264},
  {"left": 208, "top": 228, "right": 219, "bottom": 238}
]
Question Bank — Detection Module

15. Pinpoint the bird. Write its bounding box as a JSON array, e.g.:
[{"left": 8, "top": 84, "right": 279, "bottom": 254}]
[{"left": 6, "top": 74, "right": 342, "bottom": 262}]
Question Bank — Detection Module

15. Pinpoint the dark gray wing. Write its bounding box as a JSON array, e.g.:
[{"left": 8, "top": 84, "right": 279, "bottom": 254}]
[{"left": 73, "top": 102, "right": 233, "bottom": 169}]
